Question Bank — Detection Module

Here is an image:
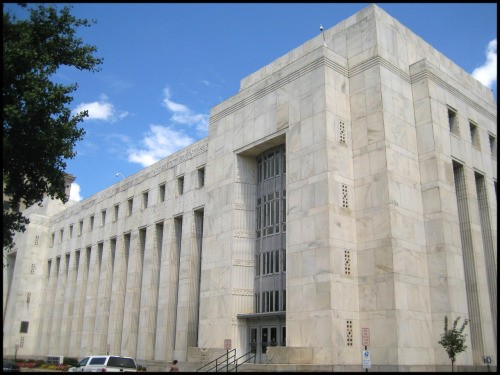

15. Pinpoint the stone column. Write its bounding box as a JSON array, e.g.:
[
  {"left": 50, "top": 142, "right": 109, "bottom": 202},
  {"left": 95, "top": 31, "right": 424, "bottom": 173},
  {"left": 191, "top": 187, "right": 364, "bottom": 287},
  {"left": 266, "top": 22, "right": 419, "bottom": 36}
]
[
  {"left": 69, "top": 247, "right": 90, "bottom": 355},
  {"left": 38, "top": 258, "right": 59, "bottom": 356},
  {"left": 121, "top": 229, "right": 146, "bottom": 357},
  {"left": 61, "top": 251, "right": 78, "bottom": 356},
  {"left": 107, "top": 234, "right": 128, "bottom": 356},
  {"left": 93, "top": 238, "right": 116, "bottom": 354},
  {"left": 154, "top": 218, "right": 177, "bottom": 361},
  {"left": 136, "top": 223, "right": 164, "bottom": 360},
  {"left": 173, "top": 212, "right": 195, "bottom": 361},
  {"left": 48, "top": 256, "right": 68, "bottom": 355},
  {"left": 81, "top": 243, "right": 104, "bottom": 354}
]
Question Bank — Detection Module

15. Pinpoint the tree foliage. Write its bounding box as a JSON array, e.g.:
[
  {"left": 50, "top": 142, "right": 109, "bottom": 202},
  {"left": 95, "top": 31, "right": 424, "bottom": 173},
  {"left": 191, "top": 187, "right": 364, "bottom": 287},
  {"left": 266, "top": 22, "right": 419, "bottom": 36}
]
[
  {"left": 438, "top": 315, "right": 469, "bottom": 371},
  {"left": 3, "top": 4, "right": 103, "bottom": 249}
]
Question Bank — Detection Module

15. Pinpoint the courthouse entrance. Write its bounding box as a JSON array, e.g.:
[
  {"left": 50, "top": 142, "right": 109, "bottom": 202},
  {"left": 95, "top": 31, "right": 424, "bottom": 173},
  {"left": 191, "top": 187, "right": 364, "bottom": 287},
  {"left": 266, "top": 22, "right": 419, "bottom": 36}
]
[{"left": 239, "top": 312, "right": 286, "bottom": 363}]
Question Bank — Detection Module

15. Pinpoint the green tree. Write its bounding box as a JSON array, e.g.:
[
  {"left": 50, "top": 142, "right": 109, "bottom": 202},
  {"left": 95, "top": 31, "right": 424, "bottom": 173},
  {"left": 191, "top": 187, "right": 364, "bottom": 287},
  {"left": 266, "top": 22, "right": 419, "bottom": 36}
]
[
  {"left": 438, "top": 315, "right": 470, "bottom": 372},
  {"left": 3, "top": 4, "right": 103, "bottom": 249}
]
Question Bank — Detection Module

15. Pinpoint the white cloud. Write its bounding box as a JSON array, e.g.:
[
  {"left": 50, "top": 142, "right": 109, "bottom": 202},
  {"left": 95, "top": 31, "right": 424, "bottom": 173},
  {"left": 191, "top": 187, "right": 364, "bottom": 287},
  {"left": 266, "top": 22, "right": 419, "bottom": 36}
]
[
  {"left": 472, "top": 39, "right": 497, "bottom": 89},
  {"left": 69, "top": 182, "right": 83, "bottom": 201},
  {"left": 73, "top": 95, "right": 129, "bottom": 122},
  {"left": 162, "top": 86, "right": 209, "bottom": 135},
  {"left": 128, "top": 125, "right": 194, "bottom": 167},
  {"left": 126, "top": 86, "right": 209, "bottom": 168}
]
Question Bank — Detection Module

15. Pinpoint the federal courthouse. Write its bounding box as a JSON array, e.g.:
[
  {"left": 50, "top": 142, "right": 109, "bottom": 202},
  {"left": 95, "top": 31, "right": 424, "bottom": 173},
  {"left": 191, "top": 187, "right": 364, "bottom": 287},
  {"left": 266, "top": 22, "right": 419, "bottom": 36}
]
[{"left": 3, "top": 4, "right": 497, "bottom": 371}]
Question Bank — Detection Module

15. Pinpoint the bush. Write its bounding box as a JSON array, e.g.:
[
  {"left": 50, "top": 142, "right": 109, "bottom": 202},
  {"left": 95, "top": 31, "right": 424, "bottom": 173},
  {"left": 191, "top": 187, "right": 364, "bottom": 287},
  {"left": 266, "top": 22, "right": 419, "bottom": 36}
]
[{"left": 63, "top": 357, "right": 79, "bottom": 367}]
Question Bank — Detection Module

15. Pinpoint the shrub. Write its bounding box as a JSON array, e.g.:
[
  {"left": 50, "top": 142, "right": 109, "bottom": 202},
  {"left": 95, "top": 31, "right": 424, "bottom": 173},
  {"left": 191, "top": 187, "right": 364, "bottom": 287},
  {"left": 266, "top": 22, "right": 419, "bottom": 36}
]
[{"left": 63, "top": 357, "right": 79, "bottom": 367}]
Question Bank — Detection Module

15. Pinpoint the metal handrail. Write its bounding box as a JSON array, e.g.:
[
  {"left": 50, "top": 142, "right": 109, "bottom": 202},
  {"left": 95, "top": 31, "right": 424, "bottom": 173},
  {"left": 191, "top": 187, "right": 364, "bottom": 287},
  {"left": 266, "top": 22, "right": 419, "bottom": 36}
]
[
  {"left": 196, "top": 349, "right": 236, "bottom": 372},
  {"left": 232, "top": 351, "right": 256, "bottom": 372}
]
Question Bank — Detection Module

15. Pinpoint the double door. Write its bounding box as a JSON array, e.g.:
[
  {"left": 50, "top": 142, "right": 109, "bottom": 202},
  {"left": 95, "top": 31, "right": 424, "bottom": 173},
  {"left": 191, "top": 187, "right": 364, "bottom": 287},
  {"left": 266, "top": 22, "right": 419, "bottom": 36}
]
[{"left": 250, "top": 325, "right": 286, "bottom": 363}]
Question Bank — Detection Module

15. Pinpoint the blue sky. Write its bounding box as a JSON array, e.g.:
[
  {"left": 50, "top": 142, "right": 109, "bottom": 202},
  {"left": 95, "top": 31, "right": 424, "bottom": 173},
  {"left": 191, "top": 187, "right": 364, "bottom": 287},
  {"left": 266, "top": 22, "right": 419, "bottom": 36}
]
[{"left": 5, "top": 3, "right": 497, "bottom": 201}]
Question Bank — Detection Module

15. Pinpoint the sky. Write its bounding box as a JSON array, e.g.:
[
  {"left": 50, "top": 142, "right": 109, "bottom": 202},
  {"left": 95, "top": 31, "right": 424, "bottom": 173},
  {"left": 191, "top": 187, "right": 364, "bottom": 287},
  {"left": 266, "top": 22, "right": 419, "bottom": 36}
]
[{"left": 4, "top": 3, "right": 497, "bottom": 201}]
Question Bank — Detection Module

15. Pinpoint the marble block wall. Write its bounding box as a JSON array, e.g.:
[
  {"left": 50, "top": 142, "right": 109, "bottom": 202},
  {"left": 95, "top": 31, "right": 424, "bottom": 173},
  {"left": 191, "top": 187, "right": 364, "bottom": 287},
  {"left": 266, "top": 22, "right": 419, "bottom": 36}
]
[{"left": 3, "top": 4, "right": 496, "bottom": 371}]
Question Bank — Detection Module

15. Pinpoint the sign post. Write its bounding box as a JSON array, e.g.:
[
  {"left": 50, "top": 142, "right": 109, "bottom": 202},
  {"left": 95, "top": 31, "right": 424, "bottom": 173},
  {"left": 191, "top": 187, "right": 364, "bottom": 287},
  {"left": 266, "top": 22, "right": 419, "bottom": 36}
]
[
  {"left": 224, "top": 339, "right": 232, "bottom": 372},
  {"left": 362, "top": 328, "right": 370, "bottom": 372},
  {"left": 482, "top": 356, "right": 493, "bottom": 372}
]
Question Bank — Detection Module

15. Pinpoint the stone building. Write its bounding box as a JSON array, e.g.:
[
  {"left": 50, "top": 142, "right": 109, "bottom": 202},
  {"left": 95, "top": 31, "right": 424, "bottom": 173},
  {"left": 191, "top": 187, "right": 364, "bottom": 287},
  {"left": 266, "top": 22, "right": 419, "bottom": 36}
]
[{"left": 3, "top": 4, "right": 497, "bottom": 371}]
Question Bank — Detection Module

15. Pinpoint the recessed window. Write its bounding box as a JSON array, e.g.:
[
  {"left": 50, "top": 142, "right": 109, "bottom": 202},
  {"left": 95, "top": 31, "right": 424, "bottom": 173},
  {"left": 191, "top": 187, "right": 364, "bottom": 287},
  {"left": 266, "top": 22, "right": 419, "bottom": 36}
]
[
  {"left": 20, "top": 321, "right": 29, "bottom": 334},
  {"left": 197, "top": 167, "right": 205, "bottom": 188},
  {"left": 113, "top": 204, "right": 119, "bottom": 221},
  {"left": 89, "top": 215, "right": 95, "bottom": 230},
  {"left": 101, "top": 209, "right": 106, "bottom": 226},
  {"left": 469, "top": 121, "right": 480, "bottom": 149},
  {"left": 159, "top": 183, "right": 166, "bottom": 202},
  {"left": 127, "top": 198, "right": 133, "bottom": 216},
  {"left": 59, "top": 229, "right": 64, "bottom": 242},
  {"left": 178, "top": 176, "right": 184, "bottom": 195},
  {"left": 69, "top": 225, "right": 73, "bottom": 238},
  {"left": 79, "top": 220, "right": 83, "bottom": 236},
  {"left": 142, "top": 191, "right": 149, "bottom": 209},
  {"left": 51, "top": 233, "right": 55, "bottom": 246},
  {"left": 489, "top": 133, "right": 497, "bottom": 159},
  {"left": 448, "top": 107, "right": 460, "bottom": 136}
]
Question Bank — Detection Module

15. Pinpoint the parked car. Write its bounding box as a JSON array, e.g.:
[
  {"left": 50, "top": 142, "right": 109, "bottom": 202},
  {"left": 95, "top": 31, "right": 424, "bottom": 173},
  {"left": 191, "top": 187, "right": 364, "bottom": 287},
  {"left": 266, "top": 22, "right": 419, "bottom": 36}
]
[
  {"left": 3, "top": 360, "right": 21, "bottom": 372},
  {"left": 70, "top": 355, "right": 137, "bottom": 372}
]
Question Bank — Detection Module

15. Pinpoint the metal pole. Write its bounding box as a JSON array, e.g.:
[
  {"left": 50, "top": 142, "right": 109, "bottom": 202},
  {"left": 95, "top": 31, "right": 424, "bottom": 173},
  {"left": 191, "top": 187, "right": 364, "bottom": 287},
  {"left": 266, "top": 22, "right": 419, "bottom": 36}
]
[{"left": 226, "top": 350, "right": 229, "bottom": 372}]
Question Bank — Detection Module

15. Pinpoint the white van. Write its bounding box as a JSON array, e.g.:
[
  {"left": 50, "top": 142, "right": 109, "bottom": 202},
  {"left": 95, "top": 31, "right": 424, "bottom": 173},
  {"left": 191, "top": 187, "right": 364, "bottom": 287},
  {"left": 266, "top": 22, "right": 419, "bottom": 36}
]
[{"left": 69, "top": 355, "right": 137, "bottom": 372}]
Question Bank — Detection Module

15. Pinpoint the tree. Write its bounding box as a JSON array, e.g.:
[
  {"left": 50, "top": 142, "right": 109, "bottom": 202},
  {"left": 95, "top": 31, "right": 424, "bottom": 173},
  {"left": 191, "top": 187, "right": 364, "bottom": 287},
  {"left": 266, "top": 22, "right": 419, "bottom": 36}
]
[
  {"left": 438, "top": 315, "right": 470, "bottom": 372},
  {"left": 3, "top": 4, "right": 103, "bottom": 249}
]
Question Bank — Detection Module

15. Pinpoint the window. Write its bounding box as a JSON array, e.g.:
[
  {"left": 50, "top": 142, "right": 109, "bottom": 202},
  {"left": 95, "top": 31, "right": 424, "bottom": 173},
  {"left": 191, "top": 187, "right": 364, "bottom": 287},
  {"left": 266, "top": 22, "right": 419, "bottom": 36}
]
[
  {"left": 344, "top": 250, "right": 351, "bottom": 275},
  {"left": 89, "top": 357, "right": 106, "bottom": 365},
  {"left": 342, "top": 184, "right": 349, "bottom": 208},
  {"left": 197, "top": 167, "right": 205, "bottom": 188},
  {"left": 20, "top": 321, "right": 29, "bottom": 333},
  {"left": 448, "top": 107, "right": 459, "bottom": 136},
  {"left": 489, "top": 133, "right": 497, "bottom": 159},
  {"left": 101, "top": 210, "right": 106, "bottom": 226},
  {"left": 114, "top": 204, "right": 119, "bottom": 221},
  {"left": 142, "top": 191, "right": 149, "bottom": 209},
  {"left": 159, "top": 183, "right": 166, "bottom": 202},
  {"left": 59, "top": 229, "right": 64, "bottom": 242},
  {"left": 469, "top": 121, "right": 480, "bottom": 149},
  {"left": 51, "top": 233, "right": 55, "bottom": 246},
  {"left": 127, "top": 198, "right": 133, "bottom": 216},
  {"left": 346, "top": 320, "right": 353, "bottom": 346},
  {"left": 339, "top": 119, "right": 347, "bottom": 145},
  {"left": 79, "top": 220, "right": 83, "bottom": 236},
  {"left": 69, "top": 225, "right": 73, "bottom": 238},
  {"left": 178, "top": 176, "right": 184, "bottom": 195},
  {"left": 90, "top": 215, "right": 95, "bottom": 230}
]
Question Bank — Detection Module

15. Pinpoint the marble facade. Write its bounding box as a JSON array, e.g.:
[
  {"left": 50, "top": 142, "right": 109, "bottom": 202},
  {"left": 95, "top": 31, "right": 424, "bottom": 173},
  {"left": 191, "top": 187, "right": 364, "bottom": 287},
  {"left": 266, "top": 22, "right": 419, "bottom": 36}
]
[{"left": 3, "top": 4, "right": 496, "bottom": 371}]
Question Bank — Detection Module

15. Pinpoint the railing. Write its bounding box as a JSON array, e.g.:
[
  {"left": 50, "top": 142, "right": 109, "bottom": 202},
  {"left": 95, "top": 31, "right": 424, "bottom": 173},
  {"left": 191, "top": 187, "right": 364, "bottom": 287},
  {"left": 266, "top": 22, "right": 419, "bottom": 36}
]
[
  {"left": 196, "top": 349, "right": 236, "bottom": 372},
  {"left": 196, "top": 349, "right": 256, "bottom": 372},
  {"left": 231, "top": 351, "right": 256, "bottom": 372}
]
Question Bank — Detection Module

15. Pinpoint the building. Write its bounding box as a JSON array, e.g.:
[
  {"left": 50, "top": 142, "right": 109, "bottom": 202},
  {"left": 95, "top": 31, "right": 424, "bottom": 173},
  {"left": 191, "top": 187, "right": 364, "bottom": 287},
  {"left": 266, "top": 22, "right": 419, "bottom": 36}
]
[{"left": 3, "top": 4, "right": 497, "bottom": 371}]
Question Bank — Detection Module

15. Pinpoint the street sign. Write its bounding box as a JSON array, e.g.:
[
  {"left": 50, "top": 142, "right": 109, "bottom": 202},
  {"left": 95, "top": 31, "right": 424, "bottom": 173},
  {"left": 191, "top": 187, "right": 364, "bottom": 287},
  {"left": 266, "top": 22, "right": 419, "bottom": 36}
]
[
  {"left": 362, "top": 350, "right": 371, "bottom": 369},
  {"left": 224, "top": 339, "right": 232, "bottom": 350},
  {"left": 482, "top": 356, "right": 493, "bottom": 364},
  {"left": 362, "top": 327, "right": 370, "bottom": 346}
]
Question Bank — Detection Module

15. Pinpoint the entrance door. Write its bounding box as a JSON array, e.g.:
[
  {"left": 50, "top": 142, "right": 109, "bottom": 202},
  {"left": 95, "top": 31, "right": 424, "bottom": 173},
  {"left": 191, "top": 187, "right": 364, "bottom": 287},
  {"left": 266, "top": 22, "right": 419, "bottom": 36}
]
[{"left": 250, "top": 325, "right": 283, "bottom": 363}]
